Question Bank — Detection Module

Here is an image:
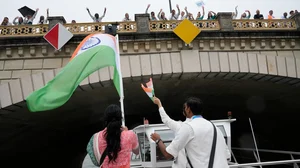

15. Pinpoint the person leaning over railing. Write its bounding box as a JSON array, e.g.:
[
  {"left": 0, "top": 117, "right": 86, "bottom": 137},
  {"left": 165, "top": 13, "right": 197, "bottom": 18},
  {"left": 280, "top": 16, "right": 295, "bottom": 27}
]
[
  {"left": 169, "top": 5, "right": 181, "bottom": 29},
  {"left": 184, "top": 7, "right": 194, "bottom": 20},
  {"left": 121, "top": 13, "right": 133, "bottom": 31},
  {"left": 207, "top": 11, "right": 217, "bottom": 28},
  {"left": 123, "top": 13, "right": 131, "bottom": 21},
  {"left": 232, "top": 6, "right": 238, "bottom": 19},
  {"left": 281, "top": 12, "right": 289, "bottom": 28},
  {"left": 12, "top": 16, "right": 24, "bottom": 34},
  {"left": 241, "top": 10, "right": 251, "bottom": 19},
  {"left": 145, "top": 4, "right": 158, "bottom": 21},
  {"left": 156, "top": 9, "right": 168, "bottom": 30},
  {"left": 86, "top": 7, "right": 106, "bottom": 32},
  {"left": 267, "top": 10, "right": 277, "bottom": 28},
  {"left": 195, "top": 6, "right": 205, "bottom": 28},
  {"left": 240, "top": 10, "right": 251, "bottom": 28},
  {"left": 254, "top": 9, "right": 264, "bottom": 19},
  {"left": 169, "top": 4, "right": 180, "bottom": 20},
  {"left": 289, "top": 10, "right": 295, "bottom": 18},
  {"left": 157, "top": 9, "right": 168, "bottom": 20},
  {"left": 281, "top": 12, "right": 288, "bottom": 19},
  {"left": 24, "top": 8, "right": 39, "bottom": 25},
  {"left": 268, "top": 10, "right": 275, "bottom": 19},
  {"left": 86, "top": 7, "right": 106, "bottom": 22},
  {"left": 196, "top": 6, "right": 205, "bottom": 20},
  {"left": 1, "top": 17, "right": 12, "bottom": 26},
  {"left": 207, "top": 11, "right": 217, "bottom": 20},
  {"left": 179, "top": 9, "right": 187, "bottom": 20},
  {"left": 253, "top": 10, "right": 264, "bottom": 28},
  {"left": 1, "top": 17, "right": 12, "bottom": 35},
  {"left": 38, "top": 8, "right": 49, "bottom": 25},
  {"left": 12, "top": 16, "right": 24, "bottom": 25}
]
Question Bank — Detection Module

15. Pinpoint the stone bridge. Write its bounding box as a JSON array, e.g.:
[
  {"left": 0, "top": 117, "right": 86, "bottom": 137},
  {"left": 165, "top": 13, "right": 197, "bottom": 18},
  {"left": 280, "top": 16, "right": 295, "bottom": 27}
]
[{"left": 0, "top": 13, "right": 300, "bottom": 168}]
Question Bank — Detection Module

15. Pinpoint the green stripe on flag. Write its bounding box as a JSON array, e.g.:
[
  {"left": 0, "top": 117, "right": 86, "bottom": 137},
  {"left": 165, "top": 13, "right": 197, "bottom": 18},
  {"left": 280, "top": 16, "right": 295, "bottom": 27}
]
[{"left": 26, "top": 45, "right": 119, "bottom": 112}]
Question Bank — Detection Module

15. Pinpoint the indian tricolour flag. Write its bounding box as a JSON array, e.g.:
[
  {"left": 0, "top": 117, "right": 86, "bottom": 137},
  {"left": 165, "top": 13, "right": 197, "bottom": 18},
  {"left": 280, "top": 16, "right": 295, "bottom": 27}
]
[
  {"left": 141, "top": 78, "right": 155, "bottom": 101},
  {"left": 26, "top": 33, "right": 123, "bottom": 112}
]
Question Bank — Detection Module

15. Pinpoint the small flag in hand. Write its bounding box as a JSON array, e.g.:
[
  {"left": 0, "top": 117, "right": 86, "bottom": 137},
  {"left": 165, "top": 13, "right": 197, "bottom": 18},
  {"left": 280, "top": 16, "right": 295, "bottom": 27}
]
[
  {"left": 141, "top": 78, "right": 155, "bottom": 101},
  {"left": 195, "top": 0, "right": 205, "bottom": 7}
]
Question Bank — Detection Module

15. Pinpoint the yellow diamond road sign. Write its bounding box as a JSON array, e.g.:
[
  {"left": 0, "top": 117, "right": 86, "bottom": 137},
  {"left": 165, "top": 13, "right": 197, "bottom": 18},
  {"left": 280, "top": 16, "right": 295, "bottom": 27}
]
[{"left": 173, "top": 19, "right": 201, "bottom": 44}]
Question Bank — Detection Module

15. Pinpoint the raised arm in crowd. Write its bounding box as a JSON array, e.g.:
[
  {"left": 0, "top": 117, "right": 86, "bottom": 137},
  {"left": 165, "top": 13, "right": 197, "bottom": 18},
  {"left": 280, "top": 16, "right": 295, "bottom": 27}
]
[
  {"left": 1, "top": 5, "right": 299, "bottom": 26},
  {"left": 86, "top": 7, "right": 106, "bottom": 22}
]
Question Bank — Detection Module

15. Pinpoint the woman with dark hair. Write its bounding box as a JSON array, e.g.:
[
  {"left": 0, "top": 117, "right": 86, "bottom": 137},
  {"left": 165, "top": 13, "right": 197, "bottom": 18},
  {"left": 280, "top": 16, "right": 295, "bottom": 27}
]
[
  {"left": 87, "top": 104, "right": 139, "bottom": 168},
  {"left": 39, "top": 8, "right": 49, "bottom": 24},
  {"left": 1, "top": 17, "right": 12, "bottom": 26},
  {"left": 13, "top": 17, "right": 24, "bottom": 25}
]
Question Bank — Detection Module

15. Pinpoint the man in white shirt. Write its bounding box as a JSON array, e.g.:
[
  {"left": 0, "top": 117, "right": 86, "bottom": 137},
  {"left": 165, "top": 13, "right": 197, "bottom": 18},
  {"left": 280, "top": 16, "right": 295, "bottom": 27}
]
[
  {"left": 151, "top": 97, "right": 230, "bottom": 168},
  {"left": 123, "top": 13, "right": 131, "bottom": 21},
  {"left": 153, "top": 97, "right": 191, "bottom": 168},
  {"left": 86, "top": 7, "right": 106, "bottom": 22},
  {"left": 169, "top": 4, "right": 180, "bottom": 20}
]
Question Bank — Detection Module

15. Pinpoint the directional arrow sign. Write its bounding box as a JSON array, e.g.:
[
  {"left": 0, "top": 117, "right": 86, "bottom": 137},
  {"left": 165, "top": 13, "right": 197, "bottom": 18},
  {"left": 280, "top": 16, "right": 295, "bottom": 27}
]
[{"left": 44, "top": 23, "right": 73, "bottom": 50}]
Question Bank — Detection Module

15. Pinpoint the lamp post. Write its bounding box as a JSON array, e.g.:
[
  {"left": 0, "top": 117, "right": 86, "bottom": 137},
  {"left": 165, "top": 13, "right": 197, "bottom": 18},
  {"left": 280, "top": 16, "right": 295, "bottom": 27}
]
[{"left": 168, "top": 0, "right": 172, "bottom": 13}]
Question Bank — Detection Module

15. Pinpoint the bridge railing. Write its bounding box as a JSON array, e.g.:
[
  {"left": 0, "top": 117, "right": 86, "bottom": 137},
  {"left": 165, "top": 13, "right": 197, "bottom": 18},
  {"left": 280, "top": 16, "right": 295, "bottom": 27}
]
[
  {"left": 64, "top": 21, "right": 137, "bottom": 34},
  {"left": 0, "top": 24, "right": 49, "bottom": 37},
  {"left": 232, "top": 19, "right": 297, "bottom": 30},
  {"left": 0, "top": 21, "right": 137, "bottom": 37},
  {"left": 149, "top": 20, "right": 220, "bottom": 32},
  {"left": 0, "top": 16, "right": 298, "bottom": 38}
]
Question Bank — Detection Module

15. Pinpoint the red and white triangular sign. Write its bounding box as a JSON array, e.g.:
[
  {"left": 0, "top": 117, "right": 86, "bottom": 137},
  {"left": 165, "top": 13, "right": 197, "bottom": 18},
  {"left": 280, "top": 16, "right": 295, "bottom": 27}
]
[{"left": 44, "top": 23, "right": 73, "bottom": 50}]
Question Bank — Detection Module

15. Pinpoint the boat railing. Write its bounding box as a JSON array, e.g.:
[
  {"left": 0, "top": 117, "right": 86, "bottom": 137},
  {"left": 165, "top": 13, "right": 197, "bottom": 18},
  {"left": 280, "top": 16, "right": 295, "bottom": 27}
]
[
  {"left": 230, "top": 147, "right": 300, "bottom": 168},
  {"left": 131, "top": 152, "right": 141, "bottom": 161}
]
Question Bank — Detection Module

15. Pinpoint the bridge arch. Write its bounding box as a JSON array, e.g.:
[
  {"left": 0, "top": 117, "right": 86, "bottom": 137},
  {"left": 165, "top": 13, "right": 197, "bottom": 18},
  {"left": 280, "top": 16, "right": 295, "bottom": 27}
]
[{"left": 1, "top": 51, "right": 300, "bottom": 111}]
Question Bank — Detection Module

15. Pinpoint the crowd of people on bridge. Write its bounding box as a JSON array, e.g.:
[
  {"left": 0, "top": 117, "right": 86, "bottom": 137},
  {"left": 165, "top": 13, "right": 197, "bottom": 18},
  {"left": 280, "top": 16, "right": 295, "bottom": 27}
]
[
  {"left": 87, "top": 96, "right": 230, "bottom": 167},
  {"left": 1, "top": 4, "right": 299, "bottom": 26}
]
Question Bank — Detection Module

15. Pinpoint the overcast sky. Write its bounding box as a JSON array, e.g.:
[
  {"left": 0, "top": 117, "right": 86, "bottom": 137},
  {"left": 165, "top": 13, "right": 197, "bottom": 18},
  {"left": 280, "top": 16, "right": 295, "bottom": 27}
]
[{"left": 2, "top": 0, "right": 299, "bottom": 23}]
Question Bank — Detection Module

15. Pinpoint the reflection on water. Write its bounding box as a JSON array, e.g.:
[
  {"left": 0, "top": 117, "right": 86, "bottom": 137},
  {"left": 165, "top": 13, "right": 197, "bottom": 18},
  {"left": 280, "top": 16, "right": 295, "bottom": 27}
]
[{"left": 82, "top": 155, "right": 97, "bottom": 168}]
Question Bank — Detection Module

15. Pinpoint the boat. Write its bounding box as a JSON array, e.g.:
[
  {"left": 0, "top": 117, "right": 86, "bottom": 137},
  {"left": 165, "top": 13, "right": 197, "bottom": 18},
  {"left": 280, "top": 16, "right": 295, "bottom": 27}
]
[{"left": 82, "top": 118, "right": 300, "bottom": 168}]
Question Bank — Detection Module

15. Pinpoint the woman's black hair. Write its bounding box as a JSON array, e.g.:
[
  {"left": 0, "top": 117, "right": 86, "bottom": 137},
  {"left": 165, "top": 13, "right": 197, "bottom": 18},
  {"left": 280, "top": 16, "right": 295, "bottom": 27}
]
[
  {"left": 103, "top": 104, "right": 122, "bottom": 163},
  {"left": 39, "top": 16, "right": 45, "bottom": 24}
]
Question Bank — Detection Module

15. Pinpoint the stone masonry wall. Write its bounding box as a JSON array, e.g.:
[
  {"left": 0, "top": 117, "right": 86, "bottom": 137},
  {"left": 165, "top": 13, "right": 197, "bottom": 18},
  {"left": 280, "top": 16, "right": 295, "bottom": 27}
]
[{"left": 0, "top": 50, "right": 300, "bottom": 85}]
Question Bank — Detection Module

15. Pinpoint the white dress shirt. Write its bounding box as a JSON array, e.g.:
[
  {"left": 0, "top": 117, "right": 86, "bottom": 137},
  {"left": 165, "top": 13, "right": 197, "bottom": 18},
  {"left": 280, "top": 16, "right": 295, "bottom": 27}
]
[
  {"left": 166, "top": 117, "right": 230, "bottom": 168},
  {"left": 169, "top": 11, "right": 180, "bottom": 20},
  {"left": 159, "top": 107, "right": 191, "bottom": 168}
]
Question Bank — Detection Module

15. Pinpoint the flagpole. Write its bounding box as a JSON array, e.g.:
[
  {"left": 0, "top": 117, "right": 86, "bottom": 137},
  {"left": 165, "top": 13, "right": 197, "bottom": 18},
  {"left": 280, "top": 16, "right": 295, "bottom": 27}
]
[
  {"left": 115, "top": 34, "right": 125, "bottom": 126},
  {"left": 168, "top": 0, "right": 173, "bottom": 13}
]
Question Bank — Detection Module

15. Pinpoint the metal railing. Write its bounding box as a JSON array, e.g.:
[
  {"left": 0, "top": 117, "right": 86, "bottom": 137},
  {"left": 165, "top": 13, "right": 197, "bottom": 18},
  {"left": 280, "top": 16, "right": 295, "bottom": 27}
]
[
  {"left": 232, "top": 19, "right": 297, "bottom": 30},
  {"left": 149, "top": 20, "right": 220, "bottom": 32},
  {"left": 230, "top": 147, "right": 300, "bottom": 167}
]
